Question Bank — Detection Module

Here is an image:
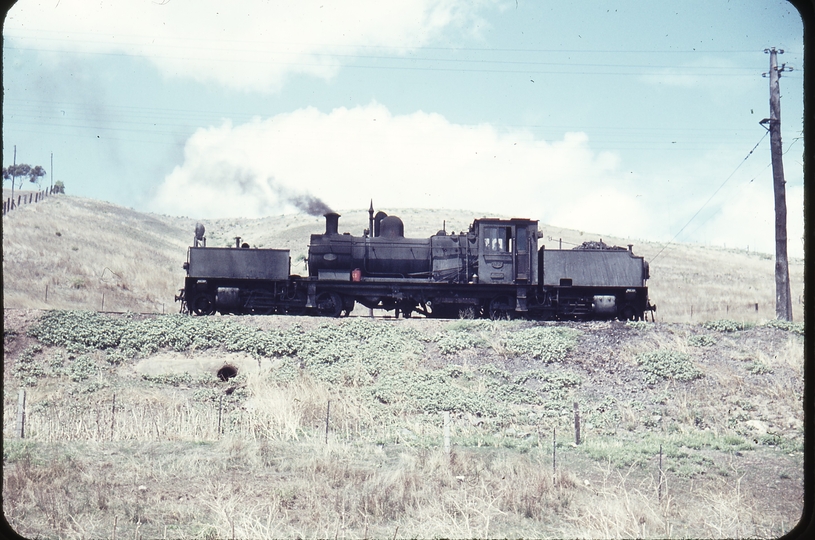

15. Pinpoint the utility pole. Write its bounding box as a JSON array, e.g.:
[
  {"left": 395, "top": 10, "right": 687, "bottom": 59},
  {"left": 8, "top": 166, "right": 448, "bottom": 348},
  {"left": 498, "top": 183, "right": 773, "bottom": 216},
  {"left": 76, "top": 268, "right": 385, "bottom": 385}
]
[
  {"left": 50, "top": 152, "right": 53, "bottom": 190},
  {"left": 760, "top": 47, "right": 793, "bottom": 321}
]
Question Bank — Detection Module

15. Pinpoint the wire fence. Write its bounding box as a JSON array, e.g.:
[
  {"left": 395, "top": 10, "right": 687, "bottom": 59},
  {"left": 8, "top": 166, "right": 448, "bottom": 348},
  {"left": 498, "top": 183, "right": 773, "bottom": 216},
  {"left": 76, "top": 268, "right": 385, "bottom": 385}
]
[{"left": 3, "top": 186, "right": 59, "bottom": 215}]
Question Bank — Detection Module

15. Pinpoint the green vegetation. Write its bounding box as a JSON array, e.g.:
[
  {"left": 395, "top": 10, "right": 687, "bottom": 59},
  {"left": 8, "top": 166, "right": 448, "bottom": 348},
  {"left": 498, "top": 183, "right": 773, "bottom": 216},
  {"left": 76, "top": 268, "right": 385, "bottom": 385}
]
[
  {"left": 635, "top": 350, "right": 703, "bottom": 383},
  {"left": 432, "top": 324, "right": 487, "bottom": 355},
  {"left": 579, "top": 430, "right": 752, "bottom": 475},
  {"left": 745, "top": 361, "right": 773, "bottom": 375},
  {"left": 12, "top": 344, "right": 46, "bottom": 386},
  {"left": 687, "top": 334, "right": 717, "bottom": 347},
  {"left": 501, "top": 326, "right": 581, "bottom": 362},
  {"left": 701, "top": 319, "right": 752, "bottom": 332},
  {"left": 5, "top": 310, "right": 803, "bottom": 540},
  {"left": 763, "top": 319, "right": 805, "bottom": 336},
  {"left": 625, "top": 320, "right": 652, "bottom": 331}
]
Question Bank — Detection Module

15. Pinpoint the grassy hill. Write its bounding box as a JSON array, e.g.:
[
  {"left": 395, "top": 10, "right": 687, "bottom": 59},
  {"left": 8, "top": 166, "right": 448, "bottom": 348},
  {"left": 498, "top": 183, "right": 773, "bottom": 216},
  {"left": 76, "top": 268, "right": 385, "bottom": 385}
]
[
  {"left": 2, "top": 194, "right": 805, "bottom": 322},
  {"left": 2, "top": 194, "right": 806, "bottom": 538}
]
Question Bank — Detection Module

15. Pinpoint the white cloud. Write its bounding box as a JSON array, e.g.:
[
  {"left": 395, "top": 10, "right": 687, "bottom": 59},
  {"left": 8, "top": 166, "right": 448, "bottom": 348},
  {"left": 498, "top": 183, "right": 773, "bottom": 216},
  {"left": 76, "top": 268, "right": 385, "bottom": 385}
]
[
  {"left": 148, "top": 102, "right": 651, "bottom": 233},
  {"left": 682, "top": 180, "right": 805, "bottom": 259},
  {"left": 148, "top": 102, "right": 804, "bottom": 259},
  {"left": 5, "top": 0, "right": 495, "bottom": 92}
]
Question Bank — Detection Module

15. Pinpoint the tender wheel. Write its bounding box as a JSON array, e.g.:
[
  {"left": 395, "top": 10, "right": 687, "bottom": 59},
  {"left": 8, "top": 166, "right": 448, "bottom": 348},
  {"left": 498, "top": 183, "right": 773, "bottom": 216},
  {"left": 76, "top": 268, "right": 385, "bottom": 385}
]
[
  {"left": 192, "top": 294, "right": 215, "bottom": 316},
  {"left": 489, "top": 295, "right": 514, "bottom": 320},
  {"left": 618, "top": 305, "right": 636, "bottom": 321},
  {"left": 315, "top": 292, "right": 343, "bottom": 317}
]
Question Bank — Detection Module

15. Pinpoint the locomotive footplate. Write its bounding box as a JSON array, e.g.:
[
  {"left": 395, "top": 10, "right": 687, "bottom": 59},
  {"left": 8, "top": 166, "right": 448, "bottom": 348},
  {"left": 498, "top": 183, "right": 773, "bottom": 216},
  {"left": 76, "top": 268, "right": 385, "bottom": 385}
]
[{"left": 308, "top": 281, "right": 523, "bottom": 318}]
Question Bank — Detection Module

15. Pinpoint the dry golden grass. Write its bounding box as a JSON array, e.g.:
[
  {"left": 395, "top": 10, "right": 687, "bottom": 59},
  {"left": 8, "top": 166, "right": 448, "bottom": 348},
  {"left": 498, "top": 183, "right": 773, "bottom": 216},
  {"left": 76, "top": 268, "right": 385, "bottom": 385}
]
[
  {"left": 3, "top": 195, "right": 193, "bottom": 313},
  {"left": 3, "top": 194, "right": 804, "bottom": 323}
]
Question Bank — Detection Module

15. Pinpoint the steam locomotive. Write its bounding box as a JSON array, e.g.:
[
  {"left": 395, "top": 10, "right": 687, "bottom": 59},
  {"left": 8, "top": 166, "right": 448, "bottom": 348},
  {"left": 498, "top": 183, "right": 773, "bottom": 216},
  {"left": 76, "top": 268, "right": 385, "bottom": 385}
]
[{"left": 177, "top": 204, "right": 655, "bottom": 320}]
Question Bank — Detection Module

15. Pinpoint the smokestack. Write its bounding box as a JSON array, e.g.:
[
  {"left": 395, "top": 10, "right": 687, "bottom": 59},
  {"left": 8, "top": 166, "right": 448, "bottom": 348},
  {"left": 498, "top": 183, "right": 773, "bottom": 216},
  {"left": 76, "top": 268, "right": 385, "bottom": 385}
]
[{"left": 324, "top": 212, "right": 340, "bottom": 235}]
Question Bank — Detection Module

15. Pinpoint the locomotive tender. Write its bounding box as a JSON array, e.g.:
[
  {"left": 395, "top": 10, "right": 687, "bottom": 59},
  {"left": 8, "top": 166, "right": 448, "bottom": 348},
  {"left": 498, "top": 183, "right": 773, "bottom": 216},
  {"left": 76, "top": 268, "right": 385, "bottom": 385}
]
[{"left": 177, "top": 203, "right": 655, "bottom": 320}]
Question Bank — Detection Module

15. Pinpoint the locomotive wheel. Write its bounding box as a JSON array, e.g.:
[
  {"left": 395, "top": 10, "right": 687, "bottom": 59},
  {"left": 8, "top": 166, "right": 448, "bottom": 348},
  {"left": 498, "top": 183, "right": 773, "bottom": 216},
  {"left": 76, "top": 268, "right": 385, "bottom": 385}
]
[
  {"left": 315, "top": 292, "right": 343, "bottom": 317},
  {"left": 192, "top": 294, "right": 215, "bottom": 316},
  {"left": 489, "top": 296, "right": 513, "bottom": 320}
]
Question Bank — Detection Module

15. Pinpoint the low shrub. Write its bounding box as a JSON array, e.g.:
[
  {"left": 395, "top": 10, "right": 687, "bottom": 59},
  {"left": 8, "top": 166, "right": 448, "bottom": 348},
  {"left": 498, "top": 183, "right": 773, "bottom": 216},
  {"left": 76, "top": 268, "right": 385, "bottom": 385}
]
[
  {"left": 635, "top": 350, "right": 703, "bottom": 383},
  {"left": 68, "top": 355, "right": 99, "bottom": 382},
  {"left": 12, "top": 345, "right": 46, "bottom": 386},
  {"left": 763, "top": 320, "right": 804, "bottom": 336},
  {"left": 688, "top": 334, "right": 717, "bottom": 347},
  {"left": 701, "top": 319, "right": 750, "bottom": 333},
  {"left": 501, "top": 327, "right": 581, "bottom": 362},
  {"left": 432, "top": 328, "right": 486, "bottom": 355}
]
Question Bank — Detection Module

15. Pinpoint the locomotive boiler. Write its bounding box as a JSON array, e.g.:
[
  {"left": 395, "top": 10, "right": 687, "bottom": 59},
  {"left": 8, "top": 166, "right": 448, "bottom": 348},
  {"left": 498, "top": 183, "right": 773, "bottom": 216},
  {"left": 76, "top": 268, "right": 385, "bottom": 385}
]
[{"left": 177, "top": 203, "right": 655, "bottom": 320}]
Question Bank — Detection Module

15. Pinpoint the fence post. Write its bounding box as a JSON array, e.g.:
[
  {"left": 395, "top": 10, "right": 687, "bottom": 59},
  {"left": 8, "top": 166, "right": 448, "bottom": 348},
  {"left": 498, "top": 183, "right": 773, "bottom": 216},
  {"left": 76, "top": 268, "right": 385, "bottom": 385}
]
[
  {"left": 16, "top": 389, "right": 26, "bottom": 438},
  {"left": 552, "top": 427, "right": 557, "bottom": 482},
  {"left": 658, "top": 444, "right": 664, "bottom": 503},
  {"left": 574, "top": 402, "right": 581, "bottom": 445},
  {"left": 217, "top": 395, "right": 223, "bottom": 437}
]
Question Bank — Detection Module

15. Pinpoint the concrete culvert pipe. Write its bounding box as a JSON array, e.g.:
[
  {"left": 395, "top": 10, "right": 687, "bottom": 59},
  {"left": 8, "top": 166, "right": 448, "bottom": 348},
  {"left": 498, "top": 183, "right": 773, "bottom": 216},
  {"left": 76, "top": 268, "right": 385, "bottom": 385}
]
[{"left": 217, "top": 365, "right": 238, "bottom": 381}]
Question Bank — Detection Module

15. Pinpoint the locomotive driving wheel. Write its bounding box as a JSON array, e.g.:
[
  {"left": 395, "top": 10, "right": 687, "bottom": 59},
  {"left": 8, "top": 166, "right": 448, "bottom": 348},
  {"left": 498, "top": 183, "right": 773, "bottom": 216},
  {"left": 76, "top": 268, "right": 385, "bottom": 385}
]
[
  {"left": 489, "top": 295, "right": 514, "bottom": 320},
  {"left": 192, "top": 294, "right": 215, "bottom": 316},
  {"left": 315, "top": 292, "right": 343, "bottom": 318}
]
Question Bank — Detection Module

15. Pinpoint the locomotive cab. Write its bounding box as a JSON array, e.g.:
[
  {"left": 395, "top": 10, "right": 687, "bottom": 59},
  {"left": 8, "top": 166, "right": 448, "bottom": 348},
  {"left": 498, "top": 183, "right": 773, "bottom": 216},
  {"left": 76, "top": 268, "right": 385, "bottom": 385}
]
[{"left": 473, "top": 218, "right": 539, "bottom": 286}]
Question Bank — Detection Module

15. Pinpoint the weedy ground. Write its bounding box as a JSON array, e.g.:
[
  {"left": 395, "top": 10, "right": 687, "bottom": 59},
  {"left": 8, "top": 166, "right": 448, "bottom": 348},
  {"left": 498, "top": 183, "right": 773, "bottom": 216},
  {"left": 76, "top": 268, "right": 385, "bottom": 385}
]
[{"left": 2, "top": 310, "right": 804, "bottom": 539}]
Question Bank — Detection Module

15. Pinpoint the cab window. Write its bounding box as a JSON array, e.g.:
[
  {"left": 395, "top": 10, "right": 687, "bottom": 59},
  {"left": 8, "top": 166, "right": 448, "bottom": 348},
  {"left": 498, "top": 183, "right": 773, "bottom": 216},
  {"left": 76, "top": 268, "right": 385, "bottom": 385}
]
[{"left": 484, "top": 226, "right": 512, "bottom": 252}]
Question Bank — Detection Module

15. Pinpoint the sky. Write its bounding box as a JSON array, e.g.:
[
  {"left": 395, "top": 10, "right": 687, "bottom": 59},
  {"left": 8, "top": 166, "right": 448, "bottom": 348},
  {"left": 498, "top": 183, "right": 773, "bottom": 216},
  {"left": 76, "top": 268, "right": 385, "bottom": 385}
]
[{"left": 2, "top": 0, "right": 806, "bottom": 259}]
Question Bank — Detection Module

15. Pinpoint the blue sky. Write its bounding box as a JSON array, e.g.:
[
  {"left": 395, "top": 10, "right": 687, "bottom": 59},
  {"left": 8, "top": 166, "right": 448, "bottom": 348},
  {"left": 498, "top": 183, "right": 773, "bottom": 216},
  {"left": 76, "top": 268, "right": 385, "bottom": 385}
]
[{"left": 2, "top": 0, "right": 805, "bottom": 258}]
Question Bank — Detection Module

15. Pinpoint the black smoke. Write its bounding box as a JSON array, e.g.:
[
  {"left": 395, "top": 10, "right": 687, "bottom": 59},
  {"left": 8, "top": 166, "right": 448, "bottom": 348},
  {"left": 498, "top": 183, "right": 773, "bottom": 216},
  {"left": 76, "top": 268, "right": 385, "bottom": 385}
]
[
  {"left": 263, "top": 176, "right": 333, "bottom": 216},
  {"left": 289, "top": 193, "right": 333, "bottom": 216}
]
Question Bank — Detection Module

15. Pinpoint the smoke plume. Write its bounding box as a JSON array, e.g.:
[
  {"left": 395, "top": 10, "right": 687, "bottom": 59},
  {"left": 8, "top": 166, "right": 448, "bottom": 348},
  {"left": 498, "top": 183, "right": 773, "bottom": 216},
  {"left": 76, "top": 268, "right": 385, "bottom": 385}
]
[
  {"left": 266, "top": 177, "right": 333, "bottom": 216},
  {"left": 289, "top": 194, "right": 333, "bottom": 216}
]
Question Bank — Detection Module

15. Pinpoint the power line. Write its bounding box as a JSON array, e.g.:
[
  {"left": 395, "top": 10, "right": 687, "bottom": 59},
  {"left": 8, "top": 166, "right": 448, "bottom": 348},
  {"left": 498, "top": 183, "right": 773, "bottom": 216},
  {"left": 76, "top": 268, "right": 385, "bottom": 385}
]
[
  {"left": 2, "top": 43, "right": 783, "bottom": 78},
  {"left": 3, "top": 31, "right": 790, "bottom": 55},
  {"left": 678, "top": 135, "right": 801, "bottom": 241},
  {"left": 649, "top": 131, "right": 769, "bottom": 262}
]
